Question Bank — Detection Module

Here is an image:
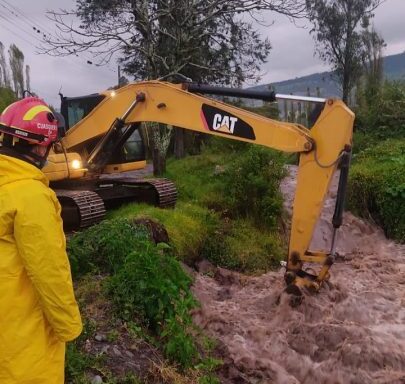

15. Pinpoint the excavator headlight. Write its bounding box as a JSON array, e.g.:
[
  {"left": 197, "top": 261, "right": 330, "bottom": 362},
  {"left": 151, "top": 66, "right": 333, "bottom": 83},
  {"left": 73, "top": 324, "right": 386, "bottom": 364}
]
[{"left": 71, "top": 159, "right": 82, "bottom": 170}]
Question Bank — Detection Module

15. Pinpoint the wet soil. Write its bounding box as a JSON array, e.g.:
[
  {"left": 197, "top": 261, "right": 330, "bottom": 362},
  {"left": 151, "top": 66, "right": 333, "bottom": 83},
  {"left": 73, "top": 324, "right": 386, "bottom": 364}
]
[{"left": 192, "top": 166, "right": 405, "bottom": 383}]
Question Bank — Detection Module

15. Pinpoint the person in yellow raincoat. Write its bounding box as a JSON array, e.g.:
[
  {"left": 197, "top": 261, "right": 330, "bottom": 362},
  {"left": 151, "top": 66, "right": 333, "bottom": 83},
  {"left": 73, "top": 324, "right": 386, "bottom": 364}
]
[{"left": 0, "top": 97, "right": 82, "bottom": 383}]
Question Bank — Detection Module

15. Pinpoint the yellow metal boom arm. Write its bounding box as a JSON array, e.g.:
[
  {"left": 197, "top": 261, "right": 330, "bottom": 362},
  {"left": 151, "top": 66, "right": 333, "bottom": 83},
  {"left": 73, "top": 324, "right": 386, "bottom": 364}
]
[
  {"left": 63, "top": 81, "right": 355, "bottom": 291},
  {"left": 63, "top": 81, "right": 314, "bottom": 153}
]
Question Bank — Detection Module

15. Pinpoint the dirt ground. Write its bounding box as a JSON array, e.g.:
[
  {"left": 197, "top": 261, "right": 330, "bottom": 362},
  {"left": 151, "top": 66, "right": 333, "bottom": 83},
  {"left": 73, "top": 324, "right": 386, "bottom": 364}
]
[{"left": 192, "top": 166, "right": 405, "bottom": 384}]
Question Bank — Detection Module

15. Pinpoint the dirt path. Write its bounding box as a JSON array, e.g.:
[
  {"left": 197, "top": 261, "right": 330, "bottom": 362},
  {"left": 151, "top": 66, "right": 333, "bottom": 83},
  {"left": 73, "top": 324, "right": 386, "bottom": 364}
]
[{"left": 192, "top": 166, "right": 405, "bottom": 384}]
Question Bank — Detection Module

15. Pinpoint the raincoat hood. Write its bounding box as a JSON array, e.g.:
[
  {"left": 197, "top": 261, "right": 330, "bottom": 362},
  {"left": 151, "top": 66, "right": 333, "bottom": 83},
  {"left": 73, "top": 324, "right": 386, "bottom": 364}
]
[{"left": 0, "top": 153, "right": 48, "bottom": 187}]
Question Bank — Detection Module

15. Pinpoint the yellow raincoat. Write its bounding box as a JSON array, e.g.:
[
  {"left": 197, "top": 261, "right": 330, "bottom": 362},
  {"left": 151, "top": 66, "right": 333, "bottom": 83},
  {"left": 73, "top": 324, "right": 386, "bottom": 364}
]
[{"left": 0, "top": 154, "right": 82, "bottom": 383}]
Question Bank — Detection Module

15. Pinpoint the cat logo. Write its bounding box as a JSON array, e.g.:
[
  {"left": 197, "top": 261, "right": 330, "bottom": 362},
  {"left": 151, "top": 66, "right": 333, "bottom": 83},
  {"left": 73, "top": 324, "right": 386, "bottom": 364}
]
[
  {"left": 201, "top": 104, "right": 256, "bottom": 140},
  {"left": 212, "top": 114, "right": 238, "bottom": 134}
]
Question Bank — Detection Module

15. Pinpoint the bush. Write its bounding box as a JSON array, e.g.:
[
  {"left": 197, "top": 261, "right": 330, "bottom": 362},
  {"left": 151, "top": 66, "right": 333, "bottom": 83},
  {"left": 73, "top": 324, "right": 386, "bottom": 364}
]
[
  {"left": 67, "top": 218, "right": 147, "bottom": 278},
  {"left": 348, "top": 139, "right": 405, "bottom": 242},
  {"left": 355, "top": 81, "right": 405, "bottom": 145},
  {"left": 168, "top": 143, "right": 286, "bottom": 229},
  {"left": 68, "top": 218, "right": 203, "bottom": 369},
  {"left": 352, "top": 131, "right": 380, "bottom": 156},
  {"left": 106, "top": 239, "right": 195, "bottom": 329},
  {"left": 106, "top": 239, "right": 199, "bottom": 368},
  {"left": 222, "top": 146, "right": 286, "bottom": 229}
]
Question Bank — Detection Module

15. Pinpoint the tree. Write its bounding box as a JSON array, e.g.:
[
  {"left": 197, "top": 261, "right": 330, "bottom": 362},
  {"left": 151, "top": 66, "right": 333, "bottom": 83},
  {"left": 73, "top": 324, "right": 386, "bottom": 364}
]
[
  {"left": 43, "top": 0, "right": 306, "bottom": 174},
  {"left": 43, "top": 1, "right": 306, "bottom": 80},
  {"left": 9, "top": 44, "right": 25, "bottom": 98},
  {"left": 0, "top": 42, "right": 10, "bottom": 88},
  {"left": 0, "top": 43, "right": 30, "bottom": 103},
  {"left": 361, "top": 27, "right": 385, "bottom": 101},
  {"left": 306, "top": 0, "right": 383, "bottom": 103},
  {"left": 25, "top": 64, "right": 31, "bottom": 93},
  {"left": 355, "top": 28, "right": 388, "bottom": 138}
]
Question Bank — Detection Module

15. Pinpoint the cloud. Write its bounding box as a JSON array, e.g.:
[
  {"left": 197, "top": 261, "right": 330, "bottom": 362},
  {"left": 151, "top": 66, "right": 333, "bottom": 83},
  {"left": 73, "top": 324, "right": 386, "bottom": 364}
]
[
  {"left": 249, "top": 13, "right": 329, "bottom": 85},
  {"left": 0, "top": 0, "right": 403, "bottom": 108},
  {"left": 0, "top": 0, "right": 117, "bottom": 107},
  {"left": 252, "top": 0, "right": 405, "bottom": 85}
]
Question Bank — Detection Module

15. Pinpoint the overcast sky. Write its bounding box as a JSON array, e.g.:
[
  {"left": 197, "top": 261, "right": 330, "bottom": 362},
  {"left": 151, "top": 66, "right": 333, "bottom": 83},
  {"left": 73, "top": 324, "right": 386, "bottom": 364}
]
[{"left": 0, "top": 0, "right": 404, "bottom": 107}]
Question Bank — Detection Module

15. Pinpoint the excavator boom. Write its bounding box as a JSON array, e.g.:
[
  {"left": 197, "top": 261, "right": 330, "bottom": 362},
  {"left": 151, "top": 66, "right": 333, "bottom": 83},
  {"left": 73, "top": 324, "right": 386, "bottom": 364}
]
[
  {"left": 47, "top": 81, "right": 354, "bottom": 293},
  {"left": 62, "top": 82, "right": 313, "bottom": 154}
]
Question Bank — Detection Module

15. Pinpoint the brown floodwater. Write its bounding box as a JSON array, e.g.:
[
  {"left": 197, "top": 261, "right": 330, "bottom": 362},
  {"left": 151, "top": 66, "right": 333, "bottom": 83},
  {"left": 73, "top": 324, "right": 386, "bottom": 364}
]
[{"left": 193, "top": 166, "right": 405, "bottom": 383}]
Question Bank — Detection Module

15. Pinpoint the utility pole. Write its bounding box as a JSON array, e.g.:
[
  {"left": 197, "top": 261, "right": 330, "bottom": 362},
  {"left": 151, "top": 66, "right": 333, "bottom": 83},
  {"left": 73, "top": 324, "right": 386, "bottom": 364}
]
[{"left": 118, "top": 65, "right": 121, "bottom": 86}]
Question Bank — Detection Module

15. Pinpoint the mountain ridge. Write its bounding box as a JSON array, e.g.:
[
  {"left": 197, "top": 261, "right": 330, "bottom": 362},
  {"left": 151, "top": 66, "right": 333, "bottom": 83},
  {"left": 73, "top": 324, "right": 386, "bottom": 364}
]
[{"left": 250, "top": 52, "right": 405, "bottom": 98}]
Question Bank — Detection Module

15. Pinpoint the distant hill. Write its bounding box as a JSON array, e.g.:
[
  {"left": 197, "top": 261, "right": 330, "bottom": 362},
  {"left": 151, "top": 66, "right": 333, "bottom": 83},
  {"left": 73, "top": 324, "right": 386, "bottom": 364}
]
[
  {"left": 251, "top": 52, "right": 405, "bottom": 98},
  {"left": 383, "top": 52, "right": 405, "bottom": 80}
]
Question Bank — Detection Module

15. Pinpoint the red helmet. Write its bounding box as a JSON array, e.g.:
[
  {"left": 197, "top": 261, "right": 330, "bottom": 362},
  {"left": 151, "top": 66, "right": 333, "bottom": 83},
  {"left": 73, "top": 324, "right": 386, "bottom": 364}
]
[{"left": 0, "top": 97, "right": 58, "bottom": 146}]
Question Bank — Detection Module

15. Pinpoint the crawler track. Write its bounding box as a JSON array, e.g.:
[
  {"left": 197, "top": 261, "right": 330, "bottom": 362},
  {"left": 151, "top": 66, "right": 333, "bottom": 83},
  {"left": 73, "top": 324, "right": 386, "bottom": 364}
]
[
  {"left": 56, "top": 177, "right": 177, "bottom": 231},
  {"left": 56, "top": 189, "right": 106, "bottom": 230},
  {"left": 110, "top": 177, "right": 177, "bottom": 208}
]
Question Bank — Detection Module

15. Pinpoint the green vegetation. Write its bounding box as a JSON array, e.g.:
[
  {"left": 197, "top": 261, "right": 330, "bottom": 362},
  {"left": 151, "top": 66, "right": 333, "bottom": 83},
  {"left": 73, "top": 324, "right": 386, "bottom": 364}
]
[
  {"left": 109, "top": 202, "right": 219, "bottom": 264},
  {"left": 202, "top": 218, "right": 283, "bottom": 273},
  {"left": 67, "top": 218, "right": 143, "bottom": 278},
  {"left": 0, "top": 87, "right": 16, "bottom": 112},
  {"left": 67, "top": 218, "right": 221, "bottom": 381},
  {"left": 65, "top": 320, "right": 98, "bottom": 383},
  {"left": 111, "top": 138, "right": 286, "bottom": 271},
  {"left": 350, "top": 80, "right": 405, "bottom": 242},
  {"left": 220, "top": 145, "right": 285, "bottom": 229},
  {"left": 348, "top": 139, "right": 405, "bottom": 242},
  {"left": 105, "top": 230, "right": 198, "bottom": 366},
  {"left": 355, "top": 80, "right": 405, "bottom": 153}
]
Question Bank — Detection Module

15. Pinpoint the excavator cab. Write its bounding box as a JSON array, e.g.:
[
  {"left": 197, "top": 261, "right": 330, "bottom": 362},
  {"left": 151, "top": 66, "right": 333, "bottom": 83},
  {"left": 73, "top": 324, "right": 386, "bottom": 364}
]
[
  {"left": 59, "top": 93, "right": 146, "bottom": 171},
  {"left": 103, "top": 127, "right": 146, "bottom": 173},
  {"left": 60, "top": 93, "right": 105, "bottom": 131}
]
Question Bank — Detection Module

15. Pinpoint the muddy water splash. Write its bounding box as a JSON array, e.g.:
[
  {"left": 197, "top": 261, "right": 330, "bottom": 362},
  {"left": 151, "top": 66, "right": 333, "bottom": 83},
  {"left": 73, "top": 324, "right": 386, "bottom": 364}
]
[{"left": 193, "top": 166, "right": 405, "bottom": 383}]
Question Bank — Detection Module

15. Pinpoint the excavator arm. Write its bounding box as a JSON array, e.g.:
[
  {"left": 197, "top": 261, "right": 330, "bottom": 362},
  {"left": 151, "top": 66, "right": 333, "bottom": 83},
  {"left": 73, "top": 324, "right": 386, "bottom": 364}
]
[
  {"left": 62, "top": 81, "right": 313, "bottom": 153},
  {"left": 60, "top": 81, "right": 355, "bottom": 293}
]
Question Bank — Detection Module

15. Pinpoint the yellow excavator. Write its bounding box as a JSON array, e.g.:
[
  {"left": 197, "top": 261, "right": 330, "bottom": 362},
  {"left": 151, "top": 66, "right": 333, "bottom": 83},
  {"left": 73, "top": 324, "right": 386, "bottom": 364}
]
[
  {"left": 46, "top": 90, "right": 177, "bottom": 231},
  {"left": 43, "top": 80, "right": 354, "bottom": 293}
]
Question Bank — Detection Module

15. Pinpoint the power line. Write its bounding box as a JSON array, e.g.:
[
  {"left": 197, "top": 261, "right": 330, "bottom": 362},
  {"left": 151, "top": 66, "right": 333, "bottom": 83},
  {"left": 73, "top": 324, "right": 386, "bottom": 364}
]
[
  {"left": 0, "top": 2, "right": 45, "bottom": 41},
  {"left": 0, "top": 0, "right": 54, "bottom": 39},
  {"left": 0, "top": 0, "right": 116, "bottom": 73},
  {"left": 0, "top": 22, "right": 111, "bottom": 102},
  {"left": 0, "top": 7, "right": 118, "bottom": 104},
  {"left": 0, "top": 2, "right": 117, "bottom": 76},
  {"left": 0, "top": 20, "right": 35, "bottom": 47},
  {"left": 0, "top": 18, "right": 104, "bottom": 76},
  {"left": 0, "top": 0, "right": 117, "bottom": 74},
  {"left": 0, "top": 12, "right": 44, "bottom": 45}
]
